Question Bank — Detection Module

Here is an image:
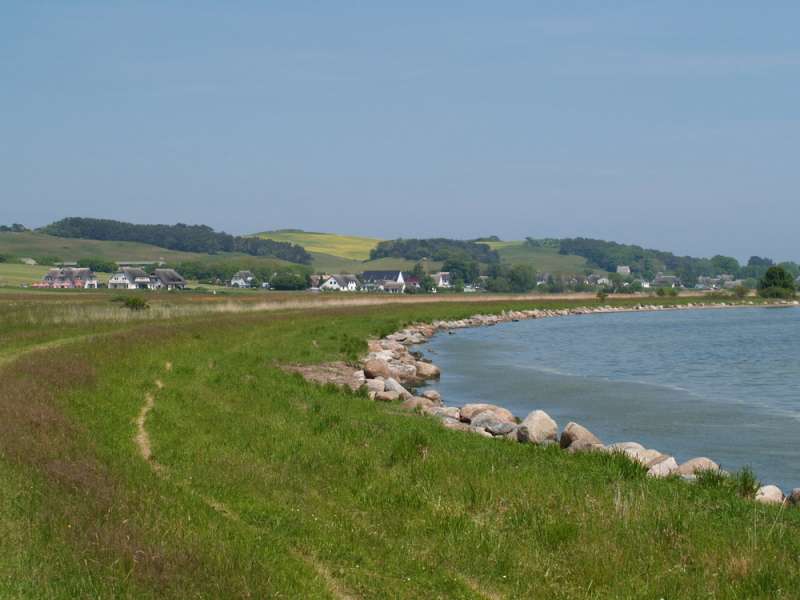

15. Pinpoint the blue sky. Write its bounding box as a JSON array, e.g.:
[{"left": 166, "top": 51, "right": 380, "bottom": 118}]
[{"left": 2, "top": 2, "right": 798, "bottom": 261}]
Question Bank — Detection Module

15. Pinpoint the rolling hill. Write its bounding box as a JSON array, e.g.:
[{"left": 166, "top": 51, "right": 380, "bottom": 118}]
[
  {"left": 484, "top": 240, "right": 597, "bottom": 274},
  {"left": 253, "top": 230, "right": 381, "bottom": 260}
]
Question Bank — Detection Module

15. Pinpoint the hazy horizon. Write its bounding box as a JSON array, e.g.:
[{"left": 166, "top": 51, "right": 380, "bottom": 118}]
[{"left": 3, "top": 2, "right": 799, "bottom": 263}]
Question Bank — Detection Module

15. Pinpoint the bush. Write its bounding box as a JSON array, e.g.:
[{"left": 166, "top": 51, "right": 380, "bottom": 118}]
[
  {"left": 758, "top": 266, "right": 795, "bottom": 298},
  {"left": 596, "top": 290, "right": 608, "bottom": 302},
  {"left": 113, "top": 296, "right": 149, "bottom": 311}
]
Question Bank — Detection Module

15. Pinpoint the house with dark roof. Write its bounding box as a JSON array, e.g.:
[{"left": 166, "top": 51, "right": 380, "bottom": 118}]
[
  {"left": 37, "top": 267, "right": 98, "bottom": 289},
  {"left": 150, "top": 269, "right": 186, "bottom": 290},
  {"left": 360, "top": 270, "right": 405, "bottom": 292}
]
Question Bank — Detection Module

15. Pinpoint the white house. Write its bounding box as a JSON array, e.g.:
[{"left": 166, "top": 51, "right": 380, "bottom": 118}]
[
  {"left": 431, "top": 272, "right": 451, "bottom": 288},
  {"left": 108, "top": 267, "right": 151, "bottom": 290},
  {"left": 149, "top": 269, "right": 186, "bottom": 291},
  {"left": 360, "top": 271, "right": 405, "bottom": 292},
  {"left": 596, "top": 276, "right": 612, "bottom": 287},
  {"left": 616, "top": 265, "right": 632, "bottom": 276},
  {"left": 320, "top": 274, "right": 359, "bottom": 291},
  {"left": 230, "top": 270, "right": 255, "bottom": 288}
]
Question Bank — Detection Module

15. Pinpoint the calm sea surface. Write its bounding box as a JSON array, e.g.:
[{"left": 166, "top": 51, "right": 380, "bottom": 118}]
[{"left": 417, "top": 306, "right": 800, "bottom": 490}]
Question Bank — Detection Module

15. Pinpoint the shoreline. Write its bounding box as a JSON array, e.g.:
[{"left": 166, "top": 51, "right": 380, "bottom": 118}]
[{"left": 358, "top": 298, "right": 800, "bottom": 508}]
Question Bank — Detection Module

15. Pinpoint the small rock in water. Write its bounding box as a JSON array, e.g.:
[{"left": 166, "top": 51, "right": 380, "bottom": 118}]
[{"left": 421, "top": 390, "right": 442, "bottom": 403}]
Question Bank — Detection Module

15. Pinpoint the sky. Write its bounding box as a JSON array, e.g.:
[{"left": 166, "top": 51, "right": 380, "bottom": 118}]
[{"left": 2, "top": 1, "right": 799, "bottom": 261}]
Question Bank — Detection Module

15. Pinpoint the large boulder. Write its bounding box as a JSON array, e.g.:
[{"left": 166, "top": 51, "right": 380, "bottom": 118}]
[
  {"left": 414, "top": 361, "right": 441, "bottom": 379},
  {"left": 623, "top": 447, "right": 666, "bottom": 468},
  {"left": 647, "top": 456, "right": 679, "bottom": 478},
  {"left": 607, "top": 442, "right": 645, "bottom": 453},
  {"left": 364, "top": 379, "right": 385, "bottom": 394},
  {"left": 460, "top": 403, "right": 515, "bottom": 424},
  {"left": 559, "top": 422, "right": 603, "bottom": 451},
  {"left": 424, "top": 406, "right": 461, "bottom": 420},
  {"left": 517, "top": 410, "right": 558, "bottom": 445},
  {"left": 401, "top": 396, "right": 434, "bottom": 412},
  {"left": 374, "top": 390, "right": 400, "bottom": 402},
  {"left": 471, "top": 412, "right": 517, "bottom": 436},
  {"left": 676, "top": 457, "right": 720, "bottom": 476},
  {"left": 755, "top": 485, "right": 785, "bottom": 506},
  {"left": 789, "top": 488, "right": 800, "bottom": 507},
  {"left": 363, "top": 359, "right": 391, "bottom": 379},
  {"left": 383, "top": 378, "right": 412, "bottom": 400},
  {"left": 441, "top": 417, "right": 471, "bottom": 432},
  {"left": 421, "top": 390, "right": 442, "bottom": 403}
]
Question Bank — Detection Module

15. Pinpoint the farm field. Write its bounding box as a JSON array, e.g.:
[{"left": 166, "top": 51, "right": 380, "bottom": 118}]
[
  {"left": 0, "top": 291, "right": 797, "bottom": 599},
  {"left": 254, "top": 230, "right": 381, "bottom": 260}
]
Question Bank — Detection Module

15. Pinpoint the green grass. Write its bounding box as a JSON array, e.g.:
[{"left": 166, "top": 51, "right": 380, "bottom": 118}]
[
  {"left": 0, "top": 262, "right": 50, "bottom": 286},
  {"left": 254, "top": 230, "right": 382, "bottom": 260},
  {"left": 485, "top": 240, "right": 597, "bottom": 274},
  {"left": 1, "top": 294, "right": 798, "bottom": 598},
  {"left": 0, "top": 231, "right": 295, "bottom": 269}
]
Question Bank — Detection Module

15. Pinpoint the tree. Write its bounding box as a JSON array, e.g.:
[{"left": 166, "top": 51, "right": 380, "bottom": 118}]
[
  {"left": 442, "top": 256, "right": 480, "bottom": 284},
  {"left": 758, "top": 265, "right": 795, "bottom": 298},
  {"left": 710, "top": 255, "right": 740, "bottom": 275},
  {"left": 77, "top": 257, "right": 117, "bottom": 273},
  {"left": 507, "top": 264, "right": 536, "bottom": 293}
]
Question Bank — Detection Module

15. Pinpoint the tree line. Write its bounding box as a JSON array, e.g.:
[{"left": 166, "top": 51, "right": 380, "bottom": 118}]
[
  {"left": 41, "top": 218, "right": 312, "bottom": 264},
  {"left": 369, "top": 238, "right": 499, "bottom": 264},
  {"left": 556, "top": 237, "right": 798, "bottom": 285}
]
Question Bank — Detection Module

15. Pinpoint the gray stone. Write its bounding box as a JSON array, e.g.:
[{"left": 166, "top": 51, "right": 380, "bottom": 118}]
[
  {"left": 559, "top": 422, "right": 603, "bottom": 450},
  {"left": 517, "top": 410, "right": 558, "bottom": 445},
  {"left": 789, "top": 488, "right": 800, "bottom": 506},
  {"left": 471, "top": 412, "right": 516, "bottom": 436},
  {"left": 383, "top": 378, "right": 412, "bottom": 400},
  {"left": 364, "top": 379, "right": 385, "bottom": 394},
  {"left": 460, "top": 403, "right": 515, "bottom": 424}
]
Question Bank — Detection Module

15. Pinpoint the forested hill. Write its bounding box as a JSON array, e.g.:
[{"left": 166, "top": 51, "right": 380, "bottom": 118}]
[
  {"left": 556, "top": 237, "right": 794, "bottom": 283},
  {"left": 41, "top": 217, "right": 312, "bottom": 264},
  {"left": 370, "top": 238, "right": 499, "bottom": 263}
]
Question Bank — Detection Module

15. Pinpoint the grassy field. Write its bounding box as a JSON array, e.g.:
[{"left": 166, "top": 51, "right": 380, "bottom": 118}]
[
  {"left": 0, "top": 263, "right": 50, "bottom": 287},
  {"left": 0, "top": 291, "right": 798, "bottom": 598},
  {"left": 0, "top": 232, "right": 295, "bottom": 269},
  {"left": 254, "top": 230, "right": 382, "bottom": 260},
  {"left": 485, "top": 241, "right": 597, "bottom": 274}
]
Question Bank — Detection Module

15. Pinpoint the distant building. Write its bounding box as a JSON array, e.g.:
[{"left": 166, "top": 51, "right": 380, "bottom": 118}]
[
  {"left": 431, "top": 272, "right": 451, "bottom": 288},
  {"left": 653, "top": 273, "right": 681, "bottom": 288},
  {"left": 230, "top": 270, "right": 255, "bottom": 288},
  {"left": 109, "top": 267, "right": 152, "bottom": 290},
  {"left": 149, "top": 269, "right": 186, "bottom": 290},
  {"left": 37, "top": 267, "right": 98, "bottom": 289},
  {"left": 361, "top": 270, "right": 405, "bottom": 292},
  {"left": 320, "top": 274, "right": 359, "bottom": 291},
  {"left": 616, "top": 265, "right": 631, "bottom": 276},
  {"left": 108, "top": 267, "right": 185, "bottom": 290}
]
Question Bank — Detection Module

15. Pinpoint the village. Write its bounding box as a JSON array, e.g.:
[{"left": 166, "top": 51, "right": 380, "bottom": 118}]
[{"left": 26, "top": 261, "right": 764, "bottom": 294}]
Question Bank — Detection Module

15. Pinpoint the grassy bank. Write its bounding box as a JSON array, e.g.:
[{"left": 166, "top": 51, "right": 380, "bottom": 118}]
[{"left": 1, "top": 294, "right": 798, "bottom": 598}]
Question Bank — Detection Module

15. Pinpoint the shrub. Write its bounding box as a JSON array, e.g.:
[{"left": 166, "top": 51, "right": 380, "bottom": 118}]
[
  {"left": 596, "top": 290, "right": 608, "bottom": 302},
  {"left": 118, "top": 296, "right": 149, "bottom": 311},
  {"left": 758, "top": 266, "right": 795, "bottom": 298}
]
